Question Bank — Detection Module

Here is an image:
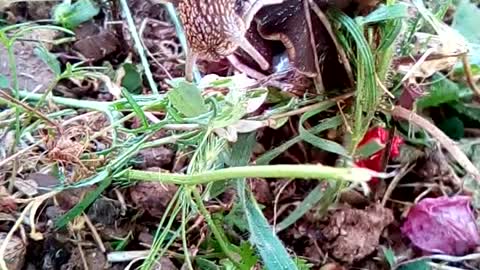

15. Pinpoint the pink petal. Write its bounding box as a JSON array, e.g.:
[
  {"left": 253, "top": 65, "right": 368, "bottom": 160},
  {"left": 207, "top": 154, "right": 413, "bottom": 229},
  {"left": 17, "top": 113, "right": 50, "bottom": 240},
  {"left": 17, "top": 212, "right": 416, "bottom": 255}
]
[{"left": 401, "top": 196, "right": 480, "bottom": 255}]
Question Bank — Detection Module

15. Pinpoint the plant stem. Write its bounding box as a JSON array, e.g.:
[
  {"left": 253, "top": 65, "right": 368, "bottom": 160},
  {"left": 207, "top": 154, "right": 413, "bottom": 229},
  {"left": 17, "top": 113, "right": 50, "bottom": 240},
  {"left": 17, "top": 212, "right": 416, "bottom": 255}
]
[
  {"left": 390, "top": 105, "right": 480, "bottom": 181},
  {"left": 126, "top": 164, "right": 375, "bottom": 184},
  {"left": 191, "top": 188, "right": 245, "bottom": 270},
  {"left": 119, "top": 0, "right": 159, "bottom": 94}
]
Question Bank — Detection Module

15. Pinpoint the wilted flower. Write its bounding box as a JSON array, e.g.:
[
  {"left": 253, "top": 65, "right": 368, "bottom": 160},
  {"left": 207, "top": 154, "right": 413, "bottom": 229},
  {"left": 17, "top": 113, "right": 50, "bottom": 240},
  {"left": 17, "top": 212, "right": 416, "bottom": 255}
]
[{"left": 401, "top": 196, "right": 480, "bottom": 255}]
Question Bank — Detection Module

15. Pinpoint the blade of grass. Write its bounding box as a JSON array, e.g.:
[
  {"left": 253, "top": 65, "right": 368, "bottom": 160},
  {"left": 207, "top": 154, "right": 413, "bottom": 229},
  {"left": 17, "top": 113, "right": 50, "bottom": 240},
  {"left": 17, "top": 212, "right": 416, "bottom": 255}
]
[
  {"left": 54, "top": 171, "right": 111, "bottom": 228},
  {"left": 299, "top": 112, "right": 348, "bottom": 157},
  {"left": 121, "top": 88, "right": 149, "bottom": 128},
  {"left": 275, "top": 180, "right": 340, "bottom": 232},
  {"left": 119, "top": 0, "right": 159, "bottom": 94},
  {"left": 256, "top": 115, "right": 344, "bottom": 165},
  {"left": 232, "top": 133, "right": 298, "bottom": 270},
  {"left": 327, "top": 8, "right": 378, "bottom": 152}
]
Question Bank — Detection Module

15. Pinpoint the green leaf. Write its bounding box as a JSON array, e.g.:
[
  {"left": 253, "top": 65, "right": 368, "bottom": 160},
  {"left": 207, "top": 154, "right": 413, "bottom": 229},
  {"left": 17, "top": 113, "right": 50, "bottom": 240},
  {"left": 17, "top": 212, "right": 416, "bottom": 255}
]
[
  {"left": 195, "top": 258, "right": 221, "bottom": 270},
  {"left": 232, "top": 134, "right": 298, "bottom": 270},
  {"left": 238, "top": 241, "right": 259, "bottom": 268},
  {"left": 121, "top": 87, "right": 149, "bottom": 128},
  {"left": 437, "top": 116, "right": 464, "bottom": 140},
  {"left": 275, "top": 181, "right": 339, "bottom": 232},
  {"left": 121, "top": 63, "right": 143, "bottom": 94},
  {"left": 356, "top": 139, "right": 386, "bottom": 159},
  {"left": 359, "top": 3, "right": 408, "bottom": 25},
  {"left": 34, "top": 46, "right": 61, "bottom": 75},
  {"left": 452, "top": 0, "right": 480, "bottom": 65},
  {"left": 299, "top": 110, "right": 348, "bottom": 157},
  {"left": 293, "top": 258, "right": 313, "bottom": 270},
  {"left": 0, "top": 74, "right": 9, "bottom": 88},
  {"left": 398, "top": 260, "right": 430, "bottom": 270},
  {"left": 417, "top": 76, "right": 472, "bottom": 108},
  {"left": 224, "top": 201, "right": 249, "bottom": 231},
  {"left": 55, "top": 171, "right": 111, "bottom": 228},
  {"left": 327, "top": 9, "right": 378, "bottom": 147},
  {"left": 453, "top": 0, "right": 480, "bottom": 45},
  {"left": 53, "top": 0, "right": 100, "bottom": 29},
  {"left": 383, "top": 247, "right": 396, "bottom": 268},
  {"left": 450, "top": 101, "right": 480, "bottom": 124},
  {"left": 167, "top": 80, "right": 208, "bottom": 118}
]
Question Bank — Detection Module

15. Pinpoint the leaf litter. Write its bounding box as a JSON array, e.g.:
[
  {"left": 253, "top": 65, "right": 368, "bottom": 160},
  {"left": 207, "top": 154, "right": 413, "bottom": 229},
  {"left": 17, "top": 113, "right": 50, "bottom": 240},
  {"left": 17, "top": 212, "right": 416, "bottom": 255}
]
[{"left": 1, "top": 0, "right": 480, "bottom": 270}]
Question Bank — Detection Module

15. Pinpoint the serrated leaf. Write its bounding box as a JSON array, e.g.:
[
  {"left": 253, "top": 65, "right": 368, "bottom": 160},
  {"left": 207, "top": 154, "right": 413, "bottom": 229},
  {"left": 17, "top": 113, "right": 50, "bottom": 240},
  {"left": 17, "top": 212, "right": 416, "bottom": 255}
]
[
  {"left": 0, "top": 74, "right": 9, "bottom": 88},
  {"left": 168, "top": 81, "right": 208, "bottom": 117},
  {"left": 34, "top": 46, "right": 61, "bottom": 75},
  {"left": 53, "top": 0, "right": 100, "bottom": 29},
  {"left": 238, "top": 241, "right": 259, "bottom": 268}
]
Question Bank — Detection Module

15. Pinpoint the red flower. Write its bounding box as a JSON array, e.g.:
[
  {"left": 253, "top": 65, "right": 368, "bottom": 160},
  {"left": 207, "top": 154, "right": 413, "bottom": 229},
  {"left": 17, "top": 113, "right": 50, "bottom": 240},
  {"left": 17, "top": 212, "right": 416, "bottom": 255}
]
[{"left": 354, "top": 127, "right": 403, "bottom": 183}]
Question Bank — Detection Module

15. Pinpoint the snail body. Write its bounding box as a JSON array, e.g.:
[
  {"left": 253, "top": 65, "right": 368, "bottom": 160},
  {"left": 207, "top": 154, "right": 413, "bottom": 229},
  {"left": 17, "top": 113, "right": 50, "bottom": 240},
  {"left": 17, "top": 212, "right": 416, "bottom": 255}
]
[{"left": 178, "top": 0, "right": 284, "bottom": 81}]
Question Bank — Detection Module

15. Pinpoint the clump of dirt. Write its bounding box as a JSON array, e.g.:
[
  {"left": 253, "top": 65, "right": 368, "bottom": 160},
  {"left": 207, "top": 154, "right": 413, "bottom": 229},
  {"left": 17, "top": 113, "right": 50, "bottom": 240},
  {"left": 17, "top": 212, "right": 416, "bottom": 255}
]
[
  {"left": 321, "top": 204, "right": 394, "bottom": 263},
  {"left": 0, "top": 232, "right": 26, "bottom": 270},
  {"left": 130, "top": 180, "right": 178, "bottom": 218}
]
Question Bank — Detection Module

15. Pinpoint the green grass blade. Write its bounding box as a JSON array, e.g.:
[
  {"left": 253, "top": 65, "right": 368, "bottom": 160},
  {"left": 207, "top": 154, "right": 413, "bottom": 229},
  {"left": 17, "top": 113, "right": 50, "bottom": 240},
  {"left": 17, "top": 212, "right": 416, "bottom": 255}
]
[
  {"left": 54, "top": 171, "right": 111, "bottom": 228},
  {"left": 121, "top": 88, "right": 149, "bottom": 128},
  {"left": 328, "top": 9, "right": 378, "bottom": 150},
  {"left": 359, "top": 3, "right": 408, "bottom": 25},
  {"left": 299, "top": 113, "right": 348, "bottom": 157},
  {"left": 232, "top": 134, "right": 298, "bottom": 270},
  {"left": 275, "top": 181, "right": 339, "bottom": 232}
]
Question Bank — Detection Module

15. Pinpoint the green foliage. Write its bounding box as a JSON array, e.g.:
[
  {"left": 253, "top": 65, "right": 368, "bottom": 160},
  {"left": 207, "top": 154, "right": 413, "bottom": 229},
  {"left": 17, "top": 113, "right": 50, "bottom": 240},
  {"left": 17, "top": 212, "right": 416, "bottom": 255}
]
[
  {"left": 299, "top": 108, "right": 348, "bottom": 157},
  {"left": 0, "top": 74, "right": 8, "bottom": 88},
  {"left": 453, "top": 0, "right": 480, "bottom": 65},
  {"left": 398, "top": 260, "right": 431, "bottom": 270},
  {"left": 437, "top": 116, "right": 464, "bottom": 140},
  {"left": 232, "top": 134, "right": 299, "bottom": 270},
  {"left": 53, "top": 0, "right": 100, "bottom": 29},
  {"left": 416, "top": 76, "right": 472, "bottom": 108},
  {"left": 121, "top": 63, "right": 143, "bottom": 94},
  {"left": 357, "top": 3, "right": 408, "bottom": 24},
  {"left": 121, "top": 87, "right": 149, "bottom": 128},
  {"left": 224, "top": 202, "right": 249, "bottom": 231},
  {"left": 167, "top": 79, "right": 208, "bottom": 118},
  {"left": 450, "top": 102, "right": 480, "bottom": 124},
  {"left": 328, "top": 9, "right": 378, "bottom": 150},
  {"left": 34, "top": 45, "right": 61, "bottom": 75},
  {"left": 293, "top": 258, "right": 313, "bottom": 270},
  {"left": 238, "top": 241, "right": 259, "bottom": 268},
  {"left": 383, "top": 247, "right": 396, "bottom": 268}
]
